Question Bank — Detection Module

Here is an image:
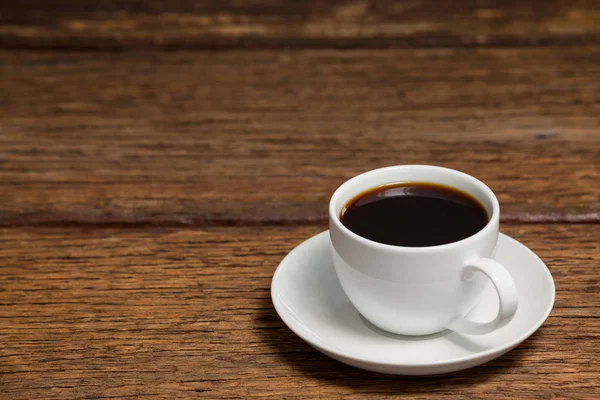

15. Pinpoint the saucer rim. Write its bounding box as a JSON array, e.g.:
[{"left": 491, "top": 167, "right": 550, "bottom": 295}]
[{"left": 271, "top": 231, "right": 556, "bottom": 368}]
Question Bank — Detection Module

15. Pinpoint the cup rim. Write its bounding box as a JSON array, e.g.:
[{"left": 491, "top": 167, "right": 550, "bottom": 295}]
[{"left": 329, "top": 165, "right": 500, "bottom": 253}]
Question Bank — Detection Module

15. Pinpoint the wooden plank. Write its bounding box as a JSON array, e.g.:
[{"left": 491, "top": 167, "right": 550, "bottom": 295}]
[
  {"left": 0, "top": 224, "right": 598, "bottom": 399},
  {"left": 0, "top": 0, "right": 600, "bottom": 49},
  {"left": 0, "top": 48, "right": 599, "bottom": 226}
]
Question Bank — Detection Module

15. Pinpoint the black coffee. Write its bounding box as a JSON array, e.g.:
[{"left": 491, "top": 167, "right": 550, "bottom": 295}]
[{"left": 340, "top": 182, "right": 488, "bottom": 247}]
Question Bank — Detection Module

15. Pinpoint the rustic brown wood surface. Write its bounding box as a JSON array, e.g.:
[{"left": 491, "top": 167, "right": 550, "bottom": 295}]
[
  {"left": 0, "top": 225, "right": 598, "bottom": 399},
  {"left": 1, "top": 48, "right": 598, "bottom": 226},
  {"left": 1, "top": 0, "right": 600, "bottom": 49},
  {"left": 1, "top": 0, "right": 599, "bottom": 398}
]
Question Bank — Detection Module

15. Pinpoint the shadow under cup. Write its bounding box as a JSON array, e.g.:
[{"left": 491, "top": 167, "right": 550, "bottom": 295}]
[{"left": 328, "top": 165, "right": 501, "bottom": 336}]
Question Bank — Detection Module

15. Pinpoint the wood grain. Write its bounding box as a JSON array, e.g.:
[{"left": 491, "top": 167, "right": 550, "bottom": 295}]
[
  {"left": 1, "top": 48, "right": 599, "bottom": 227},
  {"left": 1, "top": 0, "right": 600, "bottom": 49},
  {"left": 0, "top": 224, "right": 598, "bottom": 399}
]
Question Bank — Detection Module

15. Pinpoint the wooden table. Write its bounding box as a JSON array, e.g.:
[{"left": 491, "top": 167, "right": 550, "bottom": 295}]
[{"left": 1, "top": 1, "right": 599, "bottom": 398}]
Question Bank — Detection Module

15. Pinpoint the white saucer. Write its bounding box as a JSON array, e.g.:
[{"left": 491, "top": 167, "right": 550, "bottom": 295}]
[{"left": 271, "top": 231, "right": 555, "bottom": 375}]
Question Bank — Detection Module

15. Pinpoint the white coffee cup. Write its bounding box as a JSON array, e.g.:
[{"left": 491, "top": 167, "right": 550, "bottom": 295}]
[{"left": 329, "top": 165, "right": 518, "bottom": 336}]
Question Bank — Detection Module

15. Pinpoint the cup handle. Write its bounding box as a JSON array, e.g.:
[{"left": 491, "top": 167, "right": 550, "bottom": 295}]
[{"left": 447, "top": 258, "right": 518, "bottom": 335}]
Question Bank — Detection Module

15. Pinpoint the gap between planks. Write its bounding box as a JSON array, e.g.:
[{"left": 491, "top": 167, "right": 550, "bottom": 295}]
[
  {"left": 1, "top": 35, "right": 600, "bottom": 52},
  {"left": 0, "top": 210, "right": 598, "bottom": 229}
]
